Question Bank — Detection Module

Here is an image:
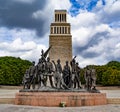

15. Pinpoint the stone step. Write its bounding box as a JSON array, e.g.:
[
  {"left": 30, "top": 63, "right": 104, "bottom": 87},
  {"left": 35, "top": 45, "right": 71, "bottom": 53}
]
[
  {"left": 107, "top": 98, "right": 120, "bottom": 104},
  {"left": 1, "top": 98, "right": 120, "bottom": 105},
  {"left": 0, "top": 98, "right": 14, "bottom": 104}
]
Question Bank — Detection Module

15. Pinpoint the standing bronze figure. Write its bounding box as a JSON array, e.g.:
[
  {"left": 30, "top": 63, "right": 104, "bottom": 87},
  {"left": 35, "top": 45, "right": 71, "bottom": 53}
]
[
  {"left": 28, "top": 61, "right": 36, "bottom": 89},
  {"left": 62, "top": 61, "right": 71, "bottom": 88},
  {"left": 22, "top": 69, "right": 31, "bottom": 89},
  {"left": 36, "top": 59, "right": 46, "bottom": 88},
  {"left": 74, "top": 62, "right": 82, "bottom": 89},
  {"left": 84, "top": 66, "right": 92, "bottom": 90},
  {"left": 53, "top": 59, "right": 63, "bottom": 88},
  {"left": 45, "top": 57, "right": 54, "bottom": 87},
  {"left": 91, "top": 67, "right": 96, "bottom": 90}
]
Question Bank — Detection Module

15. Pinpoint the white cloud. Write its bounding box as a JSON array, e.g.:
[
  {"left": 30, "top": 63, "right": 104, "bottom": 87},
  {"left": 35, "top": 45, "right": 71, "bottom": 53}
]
[
  {"left": 95, "top": 0, "right": 104, "bottom": 9},
  {"left": 0, "top": 37, "right": 47, "bottom": 63},
  {"left": 67, "top": 0, "right": 120, "bottom": 67},
  {"left": 72, "top": 27, "right": 92, "bottom": 47},
  {"left": 105, "top": 0, "right": 120, "bottom": 15},
  {"left": 50, "top": 0, "right": 71, "bottom": 10},
  {"left": 75, "top": 25, "right": 120, "bottom": 67},
  {"left": 32, "top": 10, "right": 47, "bottom": 20},
  {"left": 108, "top": 1, "right": 120, "bottom": 14},
  {"left": 97, "top": 0, "right": 120, "bottom": 23},
  {"left": 20, "top": 44, "right": 47, "bottom": 63},
  {"left": 0, "top": 38, "right": 36, "bottom": 52},
  {"left": 76, "top": 55, "right": 108, "bottom": 68},
  {"left": 68, "top": 12, "right": 98, "bottom": 28},
  {"left": 0, "top": 0, "right": 120, "bottom": 67},
  {"left": 0, "top": 27, "right": 37, "bottom": 42}
]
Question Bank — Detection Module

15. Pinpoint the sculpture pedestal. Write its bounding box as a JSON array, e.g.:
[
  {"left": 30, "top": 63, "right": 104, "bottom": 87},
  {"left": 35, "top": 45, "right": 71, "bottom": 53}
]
[{"left": 15, "top": 91, "right": 107, "bottom": 107}]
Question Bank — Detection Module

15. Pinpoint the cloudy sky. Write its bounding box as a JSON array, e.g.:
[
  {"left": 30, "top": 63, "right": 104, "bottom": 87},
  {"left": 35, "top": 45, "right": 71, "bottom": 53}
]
[{"left": 0, "top": 0, "right": 120, "bottom": 67}]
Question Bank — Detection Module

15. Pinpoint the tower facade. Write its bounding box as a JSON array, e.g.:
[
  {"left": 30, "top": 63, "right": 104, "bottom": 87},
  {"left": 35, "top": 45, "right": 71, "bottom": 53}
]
[{"left": 49, "top": 10, "right": 72, "bottom": 67}]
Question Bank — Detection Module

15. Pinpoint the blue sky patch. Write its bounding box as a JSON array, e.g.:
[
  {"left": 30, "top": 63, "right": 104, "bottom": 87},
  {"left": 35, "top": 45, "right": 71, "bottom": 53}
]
[
  {"left": 69, "top": 0, "right": 106, "bottom": 16},
  {"left": 69, "top": 0, "right": 80, "bottom": 16}
]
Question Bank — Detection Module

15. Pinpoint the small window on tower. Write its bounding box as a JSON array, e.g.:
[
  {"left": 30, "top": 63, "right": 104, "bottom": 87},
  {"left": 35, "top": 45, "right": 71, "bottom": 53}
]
[{"left": 54, "top": 27, "right": 56, "bottom": 34}]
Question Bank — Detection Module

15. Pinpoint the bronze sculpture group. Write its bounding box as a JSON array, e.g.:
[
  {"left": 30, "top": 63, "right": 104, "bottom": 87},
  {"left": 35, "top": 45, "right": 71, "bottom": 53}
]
[{"left": 22, "top": 47, "right": 97, "bottom": 91}]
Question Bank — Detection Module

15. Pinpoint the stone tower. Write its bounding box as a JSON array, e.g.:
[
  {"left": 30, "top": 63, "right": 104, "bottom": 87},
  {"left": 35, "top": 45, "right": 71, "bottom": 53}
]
[{"left": 49, "top": 10, "right": 72, "bottom": 67}]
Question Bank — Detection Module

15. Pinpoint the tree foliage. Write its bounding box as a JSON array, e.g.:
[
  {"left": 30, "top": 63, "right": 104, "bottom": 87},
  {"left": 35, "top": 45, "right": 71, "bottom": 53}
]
[
  {"left": 0, "top": 56, "right": 32, "bottom": 85},
  {"left": 80, "top": 60, "right": 120, "bottom": 86}
]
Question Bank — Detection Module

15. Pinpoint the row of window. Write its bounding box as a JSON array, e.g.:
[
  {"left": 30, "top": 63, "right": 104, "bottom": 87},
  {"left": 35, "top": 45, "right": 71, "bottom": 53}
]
[
  {"left": 55, "top": 14, "right": 66, "bottom": 22},
  {"left": 51, "top": 26, "right": 70, "bottom": 34}
]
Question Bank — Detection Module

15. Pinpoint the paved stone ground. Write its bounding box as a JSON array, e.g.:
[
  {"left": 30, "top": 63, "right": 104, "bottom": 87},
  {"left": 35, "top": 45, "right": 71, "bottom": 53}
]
[
  {"left": 0, "top": 89, "right": 120, "bottom": 98},
  {"left": 0, "top": 89, "right": 19, "bottom": 98},
  {"left": 0, "top": 104, "right": 120, "bottom": 112},
  {"left": 0, "top": 86, "right": 119, "bottom": 112},
  {"left": 100, "top": 90, "right": 120, "bottom": 98}
]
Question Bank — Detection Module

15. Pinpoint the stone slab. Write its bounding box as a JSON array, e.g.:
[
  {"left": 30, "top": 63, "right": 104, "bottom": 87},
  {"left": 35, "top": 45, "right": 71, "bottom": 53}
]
[
  {"left": 107, "top": 98, "right": 120, "bottom": 104},
  {"left": 0, "top": 98, "right": 14, "bottom": 104},
  {"left": 15, "top": 92, "right": 107, "bottom": 107}
]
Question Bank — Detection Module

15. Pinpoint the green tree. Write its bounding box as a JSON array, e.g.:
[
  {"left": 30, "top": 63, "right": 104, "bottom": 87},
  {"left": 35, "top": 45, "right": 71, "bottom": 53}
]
[
  {"left": 102, "top": 68, "right": 112, "bottom": 86},
  {"left": 109, "top": 70, "right": 120, "bottom": 86},
  {"left": 0, "top": 56, "right": 32, "bottom": 85},
  {"left": 83, "top": 60, "right": 120, "bottom": 86}
]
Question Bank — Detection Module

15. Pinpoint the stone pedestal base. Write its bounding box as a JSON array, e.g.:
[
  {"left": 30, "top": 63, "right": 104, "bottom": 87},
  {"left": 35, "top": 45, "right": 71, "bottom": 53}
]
[{"left": 15, "top": 92, "right": 107, "bottom": 107}]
